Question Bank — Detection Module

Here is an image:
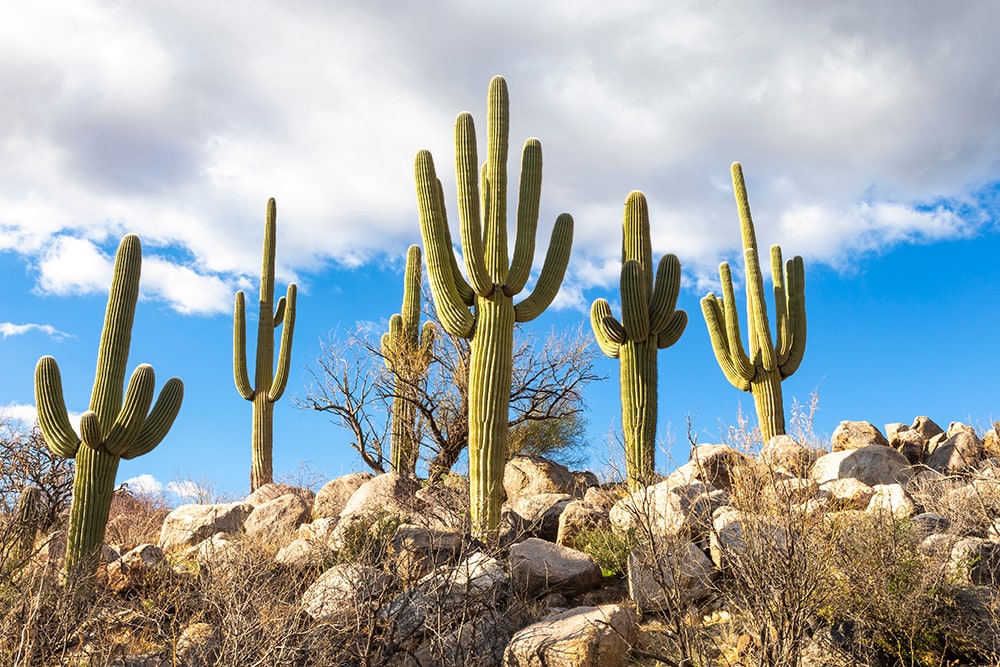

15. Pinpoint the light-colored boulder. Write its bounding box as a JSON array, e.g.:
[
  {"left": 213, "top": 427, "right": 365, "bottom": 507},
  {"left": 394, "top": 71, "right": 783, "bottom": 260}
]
[
  {"left": 158, "top": 502, "right": 252, "bottom": 553},
  {"left": 340, "top": 472, "right": 423, "bottom": 520},
  {"left": 609, "top": 479, "right": 714, "bottom": 541},
  {"left": 243, "top": 493, "right": 311, "bottom": 547},
  {"left": 506, "top": 493, "right": 572, "bottom": 542},
  {"left": 416, "top": 551, "right": 509, "bottom": 602},
  {"left": 415, "top": 481, "right": 470, "bottom": 532},
  {"left": 831, "top": 421, "right": 889, "bottom": 451},
  {"left": 950, "top": 537, "right": 1000, "bottom": 587},
  {"left": 188, "top": 533, "right": 242, "bottom": 567},
  {"left": 503, "top": 456, "right": 577, "bottom": 502},
  {"left": 984, "top": 425, "right": 1000, "bottom": 459},
  {"left": 818, "top": 478, "right": 876, "bottom": 510},
  {"left": 926, "top": 431, "right": 984, "bottom": 474},
  {"left": 760, "top": 435, "right": 819, "bottom": 476},
  {"left": 911, "top": 416, "right": 945, "bottom": 442},
  {"left": 312, "top": 472, "right": 373, "bottom": 519},
  {"left": 244, "top": 483, "right": 315, "bottom": 508},
  {"left": 628, "top": 540, "right": 715, "bottom": 612},
  {"left": 274, "top": 538, "right": 332, "bottom": 567},
  {"left": 104, "top": 543, "right": 166, "bottom": 593},
  {"left": 810, "top": 445, "right": 911, "bottom": 487},
  {"left": 556, "top": 501, "right": 610, "bottom": 551},
  {"left": 175, "top": 621, "right": 219, "bottom": 667},
  {"left": 296, "top": 517, "right": 338, "bottom": 545},
  {"left": 504, "top": 604, "right": 637, "bottom": 667},
  {"left": 301, "top": 563, "right": 392, "bottom": 623},
  {"left": 583, "top": 486, "right": 619, "bottom": 512},
  {"left": 885, "top": 423, "right": 925, "bottom": 464},
  {"left": 866, "top": 484, "right": 916, "bottom": 519},
  {"left": 390, "top": 523, "right": 462, "bottom": 582},
  {"left": 509, "top": 538, "right": 602, "bottom": 596},
  {"left": 672, "top": 443, "right": 752, "bottom": 492}
]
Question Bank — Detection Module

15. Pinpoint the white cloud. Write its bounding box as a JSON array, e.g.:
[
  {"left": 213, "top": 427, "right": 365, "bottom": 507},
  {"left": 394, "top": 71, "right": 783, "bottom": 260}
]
[
  {"left": 121, "top": 474, "right": 164, "bottom": 495},
  {"left": 0, "top": 402, "right": 38, "bottom": 424},
  {"left": 0, "top": 322, "right": 72, "bottom": 340},
  {"left": 141, "top": 256, "right": 234, "bottom": 316}
]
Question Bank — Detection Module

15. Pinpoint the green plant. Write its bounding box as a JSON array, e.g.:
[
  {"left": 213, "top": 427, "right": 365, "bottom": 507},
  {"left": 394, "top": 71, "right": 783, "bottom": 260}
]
[
  {"left": 701, "top": 162, "right": 806, "bottom": 442},
  {"left": 234, "top": 198, "right": 297, "bottom": 491},
  {"left": 11, "top": 486, "right": 42, "bottom": 563},
  {"left": 574, "top": 525, "right": 635, "bottom": 577},
  {"left": 34, "top": 234, "right": 183, "bottom": 581},
  {"left": 415, "top": 75, "right": 574, "bottom": 537},
  {"left": 591, "top": 191, "right": 687, "bottom": 489},
  {"left": 381, "top": 245, "right": 435, "bottom": 475}
]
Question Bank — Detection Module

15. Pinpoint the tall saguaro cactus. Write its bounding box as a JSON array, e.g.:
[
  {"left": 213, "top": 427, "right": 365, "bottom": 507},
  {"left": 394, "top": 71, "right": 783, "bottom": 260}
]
[
  {"left": 381, "top": 244, "right": 435, "bottom": 475},
  {"left": 415, "top": 76, "right": 574, "bottom": 537},
  {"left": 591, "top": 192, "right": 687, "bottom": 490},
  {"left": 234, "top": 198, "right": 297, "bottom": 491},
  {"left": 700, "top": 162, "right": 806, "bottom": 442},
  {"left": 34, "top": 234, "right": 184, "bottom": 580}
]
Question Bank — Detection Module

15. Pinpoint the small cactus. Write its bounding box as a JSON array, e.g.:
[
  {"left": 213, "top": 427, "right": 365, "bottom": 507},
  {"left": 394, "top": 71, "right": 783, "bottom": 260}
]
[
  {"left": 591, "top": 192, "right": 687, "bottom": 489},
  {"left": 700, "top": 163, "right": 806, "bottom": 442},
  {"left": 234, "top": 198, "right": 297, "bottom": 491},
  {"left": 381, "top": 245, "right": 435, "bottom": 475},
  {"left": 416, "top": 76, "right": 573, "bottom": 537},
  {"left": 34, "top": 234, "right": 183, "bottom": 580},
  {"left": 11, "top": 486, "right": 43, "bottom": 563}
]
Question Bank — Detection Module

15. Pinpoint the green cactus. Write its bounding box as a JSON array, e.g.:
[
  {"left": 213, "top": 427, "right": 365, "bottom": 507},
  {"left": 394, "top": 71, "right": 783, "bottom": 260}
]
[
  {"left": 234, "top": 198, "right": 297, "bottom": 491},
  {"left": 11, "top": 485, "right": 42, "bottom": 563},
  {"left": 700, "top": 162, "right": 806, "bottom": 442},
  {"left": 34, "top": 234, "right": 183, "bottom": 580},
  {"left": 415, "top": 76, "right": 574, "bottom": 537},
  {"left": 381, "top": 244, "right": 435, "bottom": 475},
  {"left": 590, "top": 192, "right": 687, "bottom": 490}
]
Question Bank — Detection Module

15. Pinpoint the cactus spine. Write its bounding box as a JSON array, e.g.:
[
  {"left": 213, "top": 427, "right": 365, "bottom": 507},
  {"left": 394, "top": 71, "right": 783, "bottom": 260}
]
[
  {"left": 381, "top": 245, "right": 435, "bottom": 475},
  {"left": 591, "top": 192, "right": 687, "bottom": 490},
  {"left": 34, "top": 234, "right": 183, "bottom": 580},
  {"left": 700, "top": 162, "right": 806, "bottom": 442},
  {"left": 415, "top": 76, "right": 574, "bottom": 537},
  {"left": 234, "top": 198, "right": 297, "bottom": 491}
]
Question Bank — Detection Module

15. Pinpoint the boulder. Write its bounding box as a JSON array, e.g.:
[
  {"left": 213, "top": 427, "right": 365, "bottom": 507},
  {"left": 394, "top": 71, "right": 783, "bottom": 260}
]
[
  {"left": 158, "top": 502, "right": 252, "bottom": 553},
  {"left": 628, "top": 540, "right": 715, "bottom": 612},
  {"left": 296, "top": 517, "right": 338, "bottom": 545},
  {"left": 411, "top": 619, "right": 511, "bottom": 667},
  {"left": 984, "top": 425, "right": 1000, "bottom": 459},
  {"left": 911, "top": 513, "right": 952, "bottom": 539},
  {"left": 244, "top": 483, "right": 315, "bottom": 508},
  {"left": 926, "top": 430, "right": 984, "bottom": 474},
  {"left": 415, "top": 551, "right": 509, "bottom": 606},
  {"left": 503, "top": 456, "right": 577, "bottom": 502},
  {"left": 866, "top": 484, "right": 916, "bottom": 519},
  {"left": 885, "top": 423, "right": 926, "bottom": 464},
  {"left": 672, "top": 443, "right": 752, "bottom": 492},
  {"left": 243, "top": 494, "right": 311, "bottom": 547},
  {"left": 104, "top": 543, "right": 166, "bottom": 593},
  {"left": 415, "top": 481, "right": 470, "bottom": 532},
  {"left": 175, "top": 621, "right": 219, "bottom": 667},
  {"left": 504, "top": 604, "right": 637, "bottom": 667},
  {"left": 274, "top": 538, "right": 332, "bottom": 568},
  {"left": 810, "top": 446, "right": 912, "bottom": 487},
  {"left": 509, "top": 538, "right": 602, "bottom": 596},
  {"left": 950, "top": 538, "right": 1000, "bottom": 587},
  {"left": 505, "top": 493, "right": 572, "bottom": 542},
  {"left": 831, "top": 421, "right": 889, "bottom": 451},
  {"left": 911, "top": 416, "right": 945, "bottom": 442},
  {"left": 339, "top": 472, "right": 423, "bottom": 521},
  {"left": 390, "top": 523, "right": 463, "bottom": 582},
  {"left": 301, "top": 563, "right": 392, "bottom": 623},
  {"left": 556, "top": 501, "right": 610, "bottom": 551},
  {"left": 609, "top": 479, "right": 714, "bottom": 541},
  {"left": 760, "top": 435, "right": 819, "bottom": 476},
  {"left": 312, "top": 472, "right": 373, "bottom": 519},
  {"left": 583, "top": 486, "right": 619, "bottom": 512},
  {"left": 818, "top": 478, "right": 876, "bottom": 510}
]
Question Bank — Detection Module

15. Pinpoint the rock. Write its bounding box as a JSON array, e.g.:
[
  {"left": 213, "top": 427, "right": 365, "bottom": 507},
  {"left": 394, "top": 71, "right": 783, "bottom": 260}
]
[
  {"left": 885, "top": 423, "right": 926, "bottom": 464},
  {"left": 312, "top": 472, "right": 373, "bottom": 519},
  {"left": 158, "top": 502, "right": 252, "bottom": 553},
  {"left": 984, "top": 425, "right": 1000, "bottom": 459},
  {"left": 818, "top": 478, "right": 876, "bottom": 510},
  {"left": 628, "top": 540, "right": 715, "bottom": 612},
  {"left": 301, "top": 563, "right": 392, "bottom": 623},
  {"left": 503, "top": 604, "right": 637, "bottom": 667},
  {"left": 175, "top": 621, "right": 219, "bottom": 667},
  {"left": 926, "top": 430, "right": 984, "bottom": 474},
  {"left": 583, "top": 486, "right": 619, "bottom": 512},
  {"left": 411, "top": 619, "right": 511, "bottom": 667},
  {"left": 415, "top": 551, "right": 509, "bottom": 607},
  {"left": 556, "top": 501, "right": 610, "bottom": 551},
  {"left": 339, "top": 472, "right": 423, "bottom": 521},
  {"left": 761, "top": 435, "right": 820, "bottom": 476},
  {"left": 769, "top": 477, "right": 819, "bottom": 504},
  {"left": 188, "top": 533, "right": 242, "bottom": 567},
  {"left": 244, "top": 483, "right": 315, "bottom": 508},
  {"left": 274, "top": 538, "right": 332, "bottom": 568},
  {"left": 911, "top": 416, "right": 945, "bottom": 442},
  {"left": 571, "top": 470, "right": 601, "bottom": 495},
  {"left": 672, "top": 443, "right": 752, "bottom": 492},
  {"left": 296, "top": 517, "right": 338, "bottom": 545},
  {"left": 609, "top": 479, "right": 714, "bottom": 541},
  {"left": 911, "top": 512, "right": 952, "bottom": 538},
  {"left": 509, "top": 538, "right": 602, "bottom": 596},
  {"left": 950, "top": 538, "right": 1000, "bottom": 587},
  {"left": 505, "top": 493, "right": 572, "bottom": 542},
  {"left": 104, "top": 543, "right": 166, "bottom": 593},
  {"left": 243, "top": 494, "right": 311, "bottom": 547},
  {"left": 831, "top": 421, "right": 889, "bottom": 451},
  {"left": 866, "top": 484, "right": 916, "bottom": 519},
  {"left": 503, "top": 456, "right": 577, "bottom": 502},
  {"left": 390, "top": 523, "right": 462, "bottom": 582},
  {"left": 415, "top": 481, "right": 470, "bottom": 532},
  {"left": 810, "top": 446, "right": 912, "bottom": 487}
]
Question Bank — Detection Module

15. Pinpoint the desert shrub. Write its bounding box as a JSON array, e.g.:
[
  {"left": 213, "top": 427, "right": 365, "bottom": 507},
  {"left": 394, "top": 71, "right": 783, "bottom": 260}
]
[
  {"left": 0, "top": 418, "right": 73, "bottom": 533},
  {"left": 574, "top": 524, "right": 635, "bottom": 577}
]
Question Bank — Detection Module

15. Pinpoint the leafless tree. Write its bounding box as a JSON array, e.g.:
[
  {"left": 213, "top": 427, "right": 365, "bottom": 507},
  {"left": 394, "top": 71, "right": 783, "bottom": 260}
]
[{"left": 0, "top": 417, "right": 73, "bottom": 532}]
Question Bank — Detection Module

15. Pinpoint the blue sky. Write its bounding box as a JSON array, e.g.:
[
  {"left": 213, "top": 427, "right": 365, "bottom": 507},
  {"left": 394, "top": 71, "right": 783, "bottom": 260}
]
[{"left": 1, "top": 2, "right": 998, "bottom": 502}]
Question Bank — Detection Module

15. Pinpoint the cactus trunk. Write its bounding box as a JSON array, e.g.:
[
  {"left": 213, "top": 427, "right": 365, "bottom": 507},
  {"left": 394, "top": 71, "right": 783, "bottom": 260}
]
[
  {"left": 250, "top": 392, "right": 274, "bottom": 491},
  {"left": 65, "top": 446, "right": 118, "bottom": 576},
  {"left": 750, "top": 366, "right": 785, "bottom": 443},
  {"left": 620, "top": 340, "right": 658, "bottom": 490},
  {"left": 467, "top": 297, "right": 515, "bottom": 536}
]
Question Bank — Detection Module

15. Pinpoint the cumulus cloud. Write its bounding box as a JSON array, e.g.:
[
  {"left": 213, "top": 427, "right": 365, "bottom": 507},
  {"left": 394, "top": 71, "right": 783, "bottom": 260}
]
[
  {"left": 121, "top": 474, "right": 164, "bottom": 495},
  {"left": 0, "top": 322, "right": 72, "bottom": 340},
  {"left": 0, "top": 402, "right": 38, "bottom": 424},
  {"left": 1, "top": 1, "right": 998, "bottom": 305}
]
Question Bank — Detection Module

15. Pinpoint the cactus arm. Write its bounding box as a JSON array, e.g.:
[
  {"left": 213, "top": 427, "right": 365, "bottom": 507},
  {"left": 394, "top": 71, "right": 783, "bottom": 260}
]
[
  {"left": 419, "top": 321, "right": 436, "bottom": 358},
  {"left": 454, "top": 113, "right": 493, "bottom": 296},
  {"left": 437, "top": 179, "right": 476, "bottom": 307},
  {"left": 103, "top": 364, "right": 154, "bottom": 455},
  {"left": 779, "top": 255, "right": 807, "bottom": 377},
  {"left": 484, "top": 76, "right": 510, "bottom": 284},
  {"left": 658, "top": 310, "right": 688, "bottom": 349},
  {"left": 233, "top": 291, "right": 254, "bottom": 400},
  {"left": 771, "top": 245, "right": 789, "bottom": 362},
  {"left": 620, "top": 260, "right": 650, "bottom": 341},
  {"left": 79, "top": 412, "right": 103, "bottom": 452},
  {"left": 590, "top": 299, "right": 622, "bottom": 358},
  {"left": 744, "top": 247, "right": 777, "bottom": 372},
  {"left": 402, "top": 245, "right": 423, "bottom": 334},
  {"left": 33, "top": 356, "right": 81, "bottom": 458},
  {"left": 648, "top": 254, "right": 682, "bottom": 335},
  {"left": 719, "top": 263, "right": 755, "bottom": 380},
  {"left": 513, "top": 213, "right": 574, "bottom": 322},
  {"left": 731, "top": 162, "right": 760, "bottom": 259},
  {"left": 622, "top": 192, "right": 654, "bottom": 291},
  {"left": 273, "top": 296, "right": 286, "bottom": 326},
  {"left": 701, "top": 293, "right": 752, "bottom": 391},
  {"left": 416, "top": 150, "right": 476, "bottom": 338},
  {"left": 124, "top": 377, "right": 184, "bottom": 459},
  {"left": 268, "top": 283, "right": 296, "bottom": 401},
  {"left": 506, "top": 138, "right": 542, "bottom": 295}
]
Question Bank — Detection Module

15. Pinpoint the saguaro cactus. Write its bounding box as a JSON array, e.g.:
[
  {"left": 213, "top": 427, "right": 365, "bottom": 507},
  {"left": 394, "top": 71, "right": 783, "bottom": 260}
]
[
  {"left": 11, "top": 486, "right": 42, "bottom": 563},
  {"left": 34, "top": 234, "right": 184, "bottom": 579},
  {"left": 381, "top": 244, "right": 435, "bottom": 475},
  {"left": 700, "top": 162, "right": 806, "bottom": 442},
  {"left": 591, "top": 192, "right": 687, "bottom": 490},
  {"left": 415, "top": 75, "right": 574, "bottom": 537},
  {"left": 234, "top": 198, "right": 297, "bottom": 491}
]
